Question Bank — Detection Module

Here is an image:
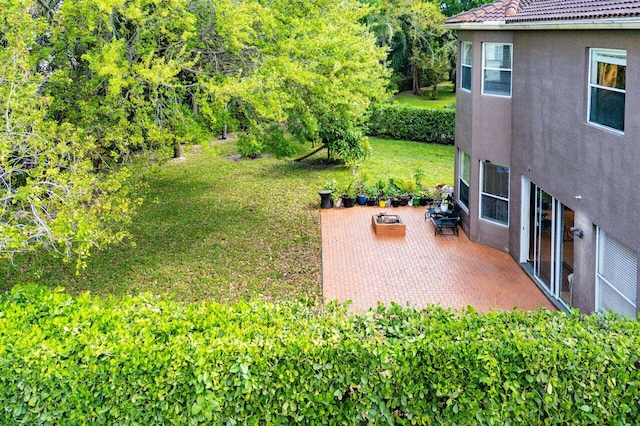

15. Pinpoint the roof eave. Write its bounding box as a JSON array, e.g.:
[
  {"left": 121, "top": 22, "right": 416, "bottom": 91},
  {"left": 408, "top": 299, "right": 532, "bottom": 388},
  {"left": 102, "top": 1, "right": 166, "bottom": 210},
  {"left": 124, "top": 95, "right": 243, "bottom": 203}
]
[{"left": 445, "top": 18, "right": 640, "bottom": 31}]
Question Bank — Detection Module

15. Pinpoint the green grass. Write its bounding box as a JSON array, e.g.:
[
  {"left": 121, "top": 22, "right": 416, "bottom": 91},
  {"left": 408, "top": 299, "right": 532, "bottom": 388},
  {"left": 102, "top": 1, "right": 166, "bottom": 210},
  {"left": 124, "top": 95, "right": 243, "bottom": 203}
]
[
  {"left": 0, "top": 138, "right": 454, "bottom": 304},
  {"left": 393, "top": 82, "right": 456, "bottom": 109},
  {"left": 362, "top": 138, "right": 454, "bottom": 187}
]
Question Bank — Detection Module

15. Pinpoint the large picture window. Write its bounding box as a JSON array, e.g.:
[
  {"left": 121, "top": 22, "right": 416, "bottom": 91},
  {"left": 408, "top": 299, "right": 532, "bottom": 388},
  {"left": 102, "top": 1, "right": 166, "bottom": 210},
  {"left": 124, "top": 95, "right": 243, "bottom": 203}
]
[
  {"left": 482, "top": 43, "right": 512, "bottom": 97},
  {"left": 459, "top": 151, "right": 470, "bottom": 208},
  {"left": 589, "top": 49, "right": 626, "bottom": 132},
  {"left": 596, "top": 228, "right": 637, "bottom": 317},
  {"left": 480, "top": 162, "right": 509, "bottom": 225},
  {"left": 460, "top": 42, "right": 472, "bottom": 91}
]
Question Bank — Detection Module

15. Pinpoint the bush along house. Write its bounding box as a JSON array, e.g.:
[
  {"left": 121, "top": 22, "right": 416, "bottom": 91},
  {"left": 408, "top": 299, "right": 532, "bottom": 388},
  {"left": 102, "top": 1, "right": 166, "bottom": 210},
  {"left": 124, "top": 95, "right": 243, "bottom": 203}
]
[{"left": 445, "top": 0, "right": 640, "bottom": 317}]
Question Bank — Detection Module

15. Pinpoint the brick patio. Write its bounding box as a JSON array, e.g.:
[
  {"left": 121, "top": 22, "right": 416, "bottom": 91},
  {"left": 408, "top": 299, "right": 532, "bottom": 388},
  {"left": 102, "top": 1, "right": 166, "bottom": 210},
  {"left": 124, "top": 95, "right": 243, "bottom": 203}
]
[{"left": 321, "top": 205, "right": 555, "bottom": 312}]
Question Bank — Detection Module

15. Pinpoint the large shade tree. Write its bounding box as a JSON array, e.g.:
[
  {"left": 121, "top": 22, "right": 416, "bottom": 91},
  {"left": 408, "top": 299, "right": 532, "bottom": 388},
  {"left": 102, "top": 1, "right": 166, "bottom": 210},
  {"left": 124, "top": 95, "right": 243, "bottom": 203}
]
[{"left": 0, "top": 0, "right": 390, "bottom": 265}]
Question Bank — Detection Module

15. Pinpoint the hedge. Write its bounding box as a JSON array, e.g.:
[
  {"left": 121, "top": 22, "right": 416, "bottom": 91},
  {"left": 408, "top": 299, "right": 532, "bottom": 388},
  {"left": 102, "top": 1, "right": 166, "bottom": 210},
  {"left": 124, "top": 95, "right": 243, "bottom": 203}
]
[
  {"left": 367, "top": 103, "right": 455, "bottom": 145},
  {"left": 1, "top": 285, "right": 639, "bottom": 425}
]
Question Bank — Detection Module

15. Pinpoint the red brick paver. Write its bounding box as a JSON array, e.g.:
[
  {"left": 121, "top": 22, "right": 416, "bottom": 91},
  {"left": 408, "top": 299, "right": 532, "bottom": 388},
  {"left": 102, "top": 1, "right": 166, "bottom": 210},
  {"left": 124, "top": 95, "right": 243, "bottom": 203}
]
[{"left": 321, "top": 206, "right": 555, "bottom": 312}]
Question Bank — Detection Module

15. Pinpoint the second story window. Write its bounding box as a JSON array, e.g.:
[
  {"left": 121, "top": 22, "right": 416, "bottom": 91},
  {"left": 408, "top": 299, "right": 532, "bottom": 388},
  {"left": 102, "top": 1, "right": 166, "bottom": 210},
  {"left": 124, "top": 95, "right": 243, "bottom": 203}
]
[
  {"left": 589, "top": 48, "right": 626, "bottom": 133},
  {"left": 482, "top": 43, "right": 512, "bottom": 97},
  {"left": 460, "top": 42, "right": 472, "bottom": 91}
]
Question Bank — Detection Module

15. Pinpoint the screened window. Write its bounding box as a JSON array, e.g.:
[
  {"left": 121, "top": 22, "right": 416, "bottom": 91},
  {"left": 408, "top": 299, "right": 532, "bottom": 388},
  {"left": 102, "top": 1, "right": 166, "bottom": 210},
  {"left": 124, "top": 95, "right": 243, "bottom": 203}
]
[
  {"left": 589, "top": 49, "right": 626, "bottom": 132},
  {"left": 460, "top": 42, "right": 472, "bottom": 91},
  {"left": 482, "top": 43, "right": 512, "bottom": 97},
  {"left": 597, "top": 229, "right": 637, "bottom": 318},
  {"left": 459, "top": 151, "right": 470, "bottom": 208},
  {"left": 480, "top": 162, "right": 509, "bottom": 225}
]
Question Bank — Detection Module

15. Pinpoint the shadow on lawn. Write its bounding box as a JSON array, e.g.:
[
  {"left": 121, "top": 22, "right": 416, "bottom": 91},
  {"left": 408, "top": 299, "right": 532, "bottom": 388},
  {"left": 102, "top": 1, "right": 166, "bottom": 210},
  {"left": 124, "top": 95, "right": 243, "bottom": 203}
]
[{"left": 0, "top": 155, "right": 322, "bottom": 304}]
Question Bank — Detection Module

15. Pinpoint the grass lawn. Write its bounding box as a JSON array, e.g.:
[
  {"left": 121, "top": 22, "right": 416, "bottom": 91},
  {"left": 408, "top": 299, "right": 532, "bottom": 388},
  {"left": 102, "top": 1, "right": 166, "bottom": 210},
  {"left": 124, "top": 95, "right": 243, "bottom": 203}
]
[
  {"left": 393, "top": 82, "right": 456, "bottom": 109},
  {"left": 0, "top": 138, "right": 454, "bottom": 304}
]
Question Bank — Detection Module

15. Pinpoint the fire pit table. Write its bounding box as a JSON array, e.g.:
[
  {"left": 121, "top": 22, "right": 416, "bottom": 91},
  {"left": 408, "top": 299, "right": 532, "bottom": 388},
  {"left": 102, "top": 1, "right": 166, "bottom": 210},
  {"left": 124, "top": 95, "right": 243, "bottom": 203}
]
[{"left": 371, "top": 213, "right": 406, "bottom": 236}]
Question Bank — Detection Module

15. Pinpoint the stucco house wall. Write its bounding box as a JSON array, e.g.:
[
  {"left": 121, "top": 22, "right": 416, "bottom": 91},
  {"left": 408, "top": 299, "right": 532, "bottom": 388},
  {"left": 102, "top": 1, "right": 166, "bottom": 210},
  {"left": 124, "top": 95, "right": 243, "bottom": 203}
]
[{"left": 452, "top": 26, "right": 639, "bottom": 315}]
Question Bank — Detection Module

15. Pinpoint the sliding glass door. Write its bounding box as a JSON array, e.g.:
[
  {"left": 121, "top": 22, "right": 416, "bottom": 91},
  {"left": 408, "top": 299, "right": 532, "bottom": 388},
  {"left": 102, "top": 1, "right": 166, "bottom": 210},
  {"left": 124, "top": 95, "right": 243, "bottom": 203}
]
[{"left": 525, "top": 182, "right": 574, "bottom": 307}]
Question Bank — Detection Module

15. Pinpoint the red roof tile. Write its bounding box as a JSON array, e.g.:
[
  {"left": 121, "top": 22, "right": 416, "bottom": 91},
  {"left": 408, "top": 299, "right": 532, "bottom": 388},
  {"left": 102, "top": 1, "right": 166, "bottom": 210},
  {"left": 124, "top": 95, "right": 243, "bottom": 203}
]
[{"left": 446, "top": 0, "right": 640, "bottom": 24}]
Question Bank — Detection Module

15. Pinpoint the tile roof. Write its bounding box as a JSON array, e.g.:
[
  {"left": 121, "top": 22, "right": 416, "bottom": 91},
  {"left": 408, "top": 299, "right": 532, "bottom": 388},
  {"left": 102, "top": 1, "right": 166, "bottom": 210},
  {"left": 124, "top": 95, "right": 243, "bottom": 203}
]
[{"left": 446, "top": 0, "right": 640, "bottom": 24}]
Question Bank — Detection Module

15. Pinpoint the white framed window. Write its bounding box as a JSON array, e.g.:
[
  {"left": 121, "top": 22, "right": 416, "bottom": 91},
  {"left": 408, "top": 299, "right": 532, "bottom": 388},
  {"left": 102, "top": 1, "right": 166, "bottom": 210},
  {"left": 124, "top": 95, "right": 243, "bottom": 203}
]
[
  {"left": 480, "top": 161, "right": 509, "bottom": 225},
  {"left": 460, "top": 42, "right": 472, "bottom": 91},
  {"left": 458, "top": 151, "right": 470, "bottom": 209},
  {"left": 588, "top": 48, "right": 626, "bottom": 133},
  {"left": 482, "top": 43, "right": 512, "bottom": 97},
  {"left": 596, "top": 228, "right": 637, "bottom": 318}
]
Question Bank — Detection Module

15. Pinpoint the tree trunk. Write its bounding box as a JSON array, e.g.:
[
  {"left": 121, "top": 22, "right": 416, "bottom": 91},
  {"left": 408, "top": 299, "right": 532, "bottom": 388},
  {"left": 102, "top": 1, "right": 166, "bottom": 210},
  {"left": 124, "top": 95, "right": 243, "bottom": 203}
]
[
  {"left": 411, "top": 63, "right": 422, "bottom": 96},
  {"left": 450, "top": 67, "right": 457, "bottom": 94},
  {"left": 220, "top": 124, "right": 227, "bottom": 140},
  {"left": 293, "top": 144, "right": 327, "bottom": 162}
]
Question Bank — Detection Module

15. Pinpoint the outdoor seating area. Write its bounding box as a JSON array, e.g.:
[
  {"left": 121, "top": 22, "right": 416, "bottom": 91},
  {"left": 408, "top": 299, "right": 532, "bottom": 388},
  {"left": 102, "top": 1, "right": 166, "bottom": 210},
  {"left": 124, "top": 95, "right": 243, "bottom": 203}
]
[
  {"left": 426, "top": 203, "right": 461, "bottom": 236},
  {"left": 321, "top": 205, "right": 556, "bottom": 312}
]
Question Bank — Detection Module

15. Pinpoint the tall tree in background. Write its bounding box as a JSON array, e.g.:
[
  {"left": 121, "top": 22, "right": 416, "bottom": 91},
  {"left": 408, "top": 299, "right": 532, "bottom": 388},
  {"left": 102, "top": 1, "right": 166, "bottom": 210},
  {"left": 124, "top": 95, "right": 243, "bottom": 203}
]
[
  {"left": 439, "top": 0, "right": 495, "bottom": 17},
  {"left": 363, "top": 0, "right": 447, "bottom": 97},
  {"left": 364, "top": 0, "right": 494, "bottom": 98}
]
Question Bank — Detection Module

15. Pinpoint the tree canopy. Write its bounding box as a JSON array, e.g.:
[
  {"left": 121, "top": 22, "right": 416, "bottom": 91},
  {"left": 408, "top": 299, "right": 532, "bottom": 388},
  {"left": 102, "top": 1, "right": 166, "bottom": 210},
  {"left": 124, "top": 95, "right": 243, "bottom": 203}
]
[
  {"left": 439, "top": 0, "right": 495, "bottom": 17},
  {"left": 1, "top": 0, "right": 390, "bottom": 264}
]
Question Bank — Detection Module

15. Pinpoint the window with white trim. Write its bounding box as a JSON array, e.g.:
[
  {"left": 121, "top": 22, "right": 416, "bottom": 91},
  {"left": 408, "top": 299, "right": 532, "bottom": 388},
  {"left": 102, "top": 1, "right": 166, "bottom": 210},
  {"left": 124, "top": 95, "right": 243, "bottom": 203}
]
[
  {"left": 589, "top": 48, "right": 626, "bottom": 132},
  {"left": 458, "top": 151, "right": 470, "bottom": 209},
  {"left": 480, "top": 162, "right": 509, "bottom": 225},
  {"left": 460, "top": 42, "right": 472, "bottom": 91},
  {"left": 596, "top": 228, "right": 637, "bottom": 318},
  {"left": 482, "top": 43, "right": 512, "bottom": 97}
]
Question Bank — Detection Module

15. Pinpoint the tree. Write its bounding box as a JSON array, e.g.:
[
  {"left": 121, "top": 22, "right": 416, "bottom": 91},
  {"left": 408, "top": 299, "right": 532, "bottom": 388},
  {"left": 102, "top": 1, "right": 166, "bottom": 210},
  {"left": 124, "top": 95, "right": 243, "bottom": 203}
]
[
  {"left": 438, "top": 0, "right": 495, "bottom": 17},
  {"left": 1, "top": 0, "right": 391, "bottom": 265},
  {"left": 1, "top": 1, "right": 136, "bottom": 268},
  {"left": 201, "top": 0, "right": 390, "bottom": 162},
  {"left": 363, "top": 0, "right": 446, "bottom": 97}
]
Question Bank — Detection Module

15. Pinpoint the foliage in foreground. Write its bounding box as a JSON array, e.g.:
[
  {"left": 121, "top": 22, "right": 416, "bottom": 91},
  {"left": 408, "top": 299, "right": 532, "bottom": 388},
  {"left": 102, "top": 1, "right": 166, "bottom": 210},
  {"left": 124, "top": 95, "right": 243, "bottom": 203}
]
[
  {"left": 368, "top": 103, "right": 455, "bottom": 144},
  {"left": 1, "top": 285, "right": 638, "bottom": 425}
]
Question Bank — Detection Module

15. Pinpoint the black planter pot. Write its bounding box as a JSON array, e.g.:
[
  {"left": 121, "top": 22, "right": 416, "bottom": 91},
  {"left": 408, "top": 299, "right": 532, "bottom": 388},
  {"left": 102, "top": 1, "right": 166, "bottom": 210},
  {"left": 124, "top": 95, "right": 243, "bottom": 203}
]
[
  {"left": 318, "top": 190, "right": 333, "bottom": 209},
  {"left": 366, "top": 197, "right": 377, "bottom": 206},
  {"left": 419, "top": 197, "right": 428, "bottom": 206},
  {"left": 399, "top": 196, "right": 410, "bottom": 206},
  {"left": 391, "top": 198, "right": 400, "bottom": 207},
  {"left": 342, "top": 197, "right": 355, "bottom": 208}
]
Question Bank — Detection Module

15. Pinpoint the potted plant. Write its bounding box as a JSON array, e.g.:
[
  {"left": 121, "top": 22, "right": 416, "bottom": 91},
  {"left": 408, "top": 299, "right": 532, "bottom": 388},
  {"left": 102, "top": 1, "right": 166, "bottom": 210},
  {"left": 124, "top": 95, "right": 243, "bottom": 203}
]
[
  {"left": 341, "top": 182, "right": 356, "bottom": 208},
  {"left": 365, "top": 185, "right": 378, "bottom": 206},
  {"left": 332, "top": 190, "right": 343, "bottom": 207},
  {"left": 372, "top": 179, "right": 386, "bottom": 207},
  {"left": 420, "top": 188, "right": 434, "bottom": 206},
  {"left": 393, "top": 177, "right": 417, "bottom": 206},
  {"left": 355, "top": 180, "right": 368, "bottom": 205}
]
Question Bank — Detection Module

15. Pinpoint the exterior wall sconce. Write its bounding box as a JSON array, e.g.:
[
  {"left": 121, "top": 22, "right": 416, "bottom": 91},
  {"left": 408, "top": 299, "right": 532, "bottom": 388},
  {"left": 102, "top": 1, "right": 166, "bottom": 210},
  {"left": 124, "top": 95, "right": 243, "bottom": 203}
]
[{"left": 570, "top": 227, "right": 584, "bottom": 238}]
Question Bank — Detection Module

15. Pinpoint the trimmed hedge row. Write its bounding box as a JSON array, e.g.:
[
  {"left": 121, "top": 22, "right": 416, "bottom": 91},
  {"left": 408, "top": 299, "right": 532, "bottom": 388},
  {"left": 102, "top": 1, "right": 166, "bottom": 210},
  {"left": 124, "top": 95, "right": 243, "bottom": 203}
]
[
  {"left": 367, "top": 103, "right": 455, "bottom": 145},
  {"left": 1, "top": 285, "right": 639, "bottom": 424}
]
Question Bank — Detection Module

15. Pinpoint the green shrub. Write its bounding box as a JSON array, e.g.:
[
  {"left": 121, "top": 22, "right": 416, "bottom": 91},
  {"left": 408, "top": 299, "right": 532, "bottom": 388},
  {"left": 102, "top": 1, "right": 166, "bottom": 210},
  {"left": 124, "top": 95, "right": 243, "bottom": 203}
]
[
  {"left": 367, "top": 103, "right": 455, "bottom": 144},
  {"left": 236, "top": 133, "right": 264, "bottom": 158},
  {"left": 1, "top": 285, "right": 639, "bottom": 425}
]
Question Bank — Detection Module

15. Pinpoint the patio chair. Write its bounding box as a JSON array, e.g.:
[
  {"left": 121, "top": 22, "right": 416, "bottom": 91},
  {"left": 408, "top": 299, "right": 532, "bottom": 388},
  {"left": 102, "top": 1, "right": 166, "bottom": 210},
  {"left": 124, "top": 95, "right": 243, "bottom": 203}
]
[{"left": 429, "top": 215, "right": 460, "bottom": 236}]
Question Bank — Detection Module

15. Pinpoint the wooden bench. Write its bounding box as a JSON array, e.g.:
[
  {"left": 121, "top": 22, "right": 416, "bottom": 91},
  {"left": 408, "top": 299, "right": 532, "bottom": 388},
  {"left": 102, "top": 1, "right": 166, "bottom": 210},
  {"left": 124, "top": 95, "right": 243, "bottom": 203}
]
[{"left": 429, "top": 216, "right": 459, "bottom": 236}]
